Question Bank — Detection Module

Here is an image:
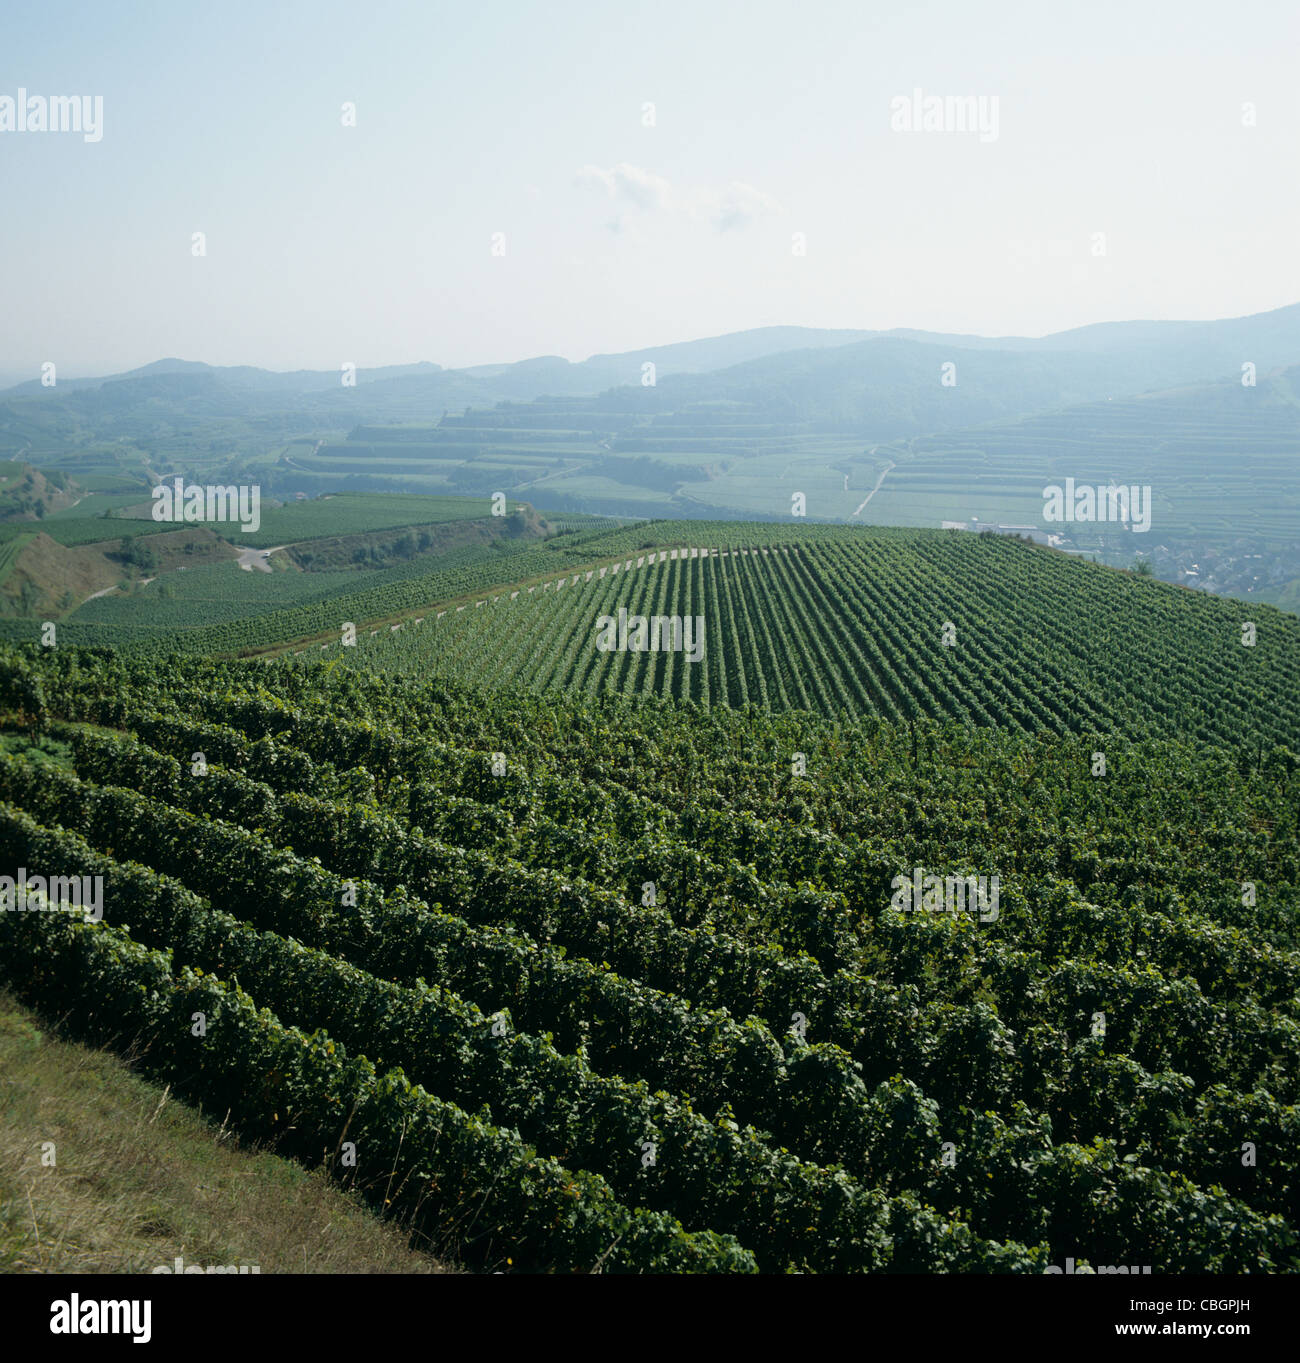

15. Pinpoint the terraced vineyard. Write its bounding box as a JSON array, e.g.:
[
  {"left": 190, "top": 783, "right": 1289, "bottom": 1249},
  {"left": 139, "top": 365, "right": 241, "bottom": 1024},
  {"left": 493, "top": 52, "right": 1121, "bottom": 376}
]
[
  {"left": 866, "top": 378, "right": 1300, "bottom": 550},
  {"left": 1, "top": 647, "right": 1297, "bottom": 1273},
  {"left": 330, "top": 528, "right": 1300, "bottom": 750}
]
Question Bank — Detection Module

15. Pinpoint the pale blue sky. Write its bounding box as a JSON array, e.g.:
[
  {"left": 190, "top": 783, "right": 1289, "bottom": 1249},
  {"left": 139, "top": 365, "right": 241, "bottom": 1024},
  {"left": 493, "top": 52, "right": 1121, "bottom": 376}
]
[{"left": 3, "top": 0, "right": 1298, "bottom": 376}]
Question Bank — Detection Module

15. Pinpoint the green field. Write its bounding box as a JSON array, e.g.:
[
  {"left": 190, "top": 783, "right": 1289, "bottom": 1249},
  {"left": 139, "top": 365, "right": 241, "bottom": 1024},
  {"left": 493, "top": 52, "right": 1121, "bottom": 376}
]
[
  {"left": 69, "top": 561, "right": 365, "bottom": 629},
  {"left": 0, "top": 513, "right": 170, "bottom": 549},
  {"left": 41, "top": 491, "right": 151, "bottom": 520},
  {"left": 232, "top": 492, "right": 501, "bottom": 546},
  {"left": 0, "top": 489, "right": 519, "bottom": 554}
]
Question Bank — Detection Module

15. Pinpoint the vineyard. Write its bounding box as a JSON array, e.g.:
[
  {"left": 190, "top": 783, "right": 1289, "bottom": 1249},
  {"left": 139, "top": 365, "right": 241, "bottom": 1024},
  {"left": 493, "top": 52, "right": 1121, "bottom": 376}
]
[
  {"left": 329, "top": 528, "right": 1300, "bottom": 751},
  {"left": 0, "top": 644, "right": 1296, "bottom": 1272},
  {"left": 0, "top": 520, "right": 843, "bottom": 653},
  {"left": 6, "top": 522, "right": 1294, "bottom": 756}
]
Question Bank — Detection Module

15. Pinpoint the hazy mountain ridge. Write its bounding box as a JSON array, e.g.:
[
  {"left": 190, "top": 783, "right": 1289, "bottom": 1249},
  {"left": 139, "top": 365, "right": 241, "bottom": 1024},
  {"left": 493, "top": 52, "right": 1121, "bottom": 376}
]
[{"left": 7, "top": 301, "right": 1300, "bottom": 411}]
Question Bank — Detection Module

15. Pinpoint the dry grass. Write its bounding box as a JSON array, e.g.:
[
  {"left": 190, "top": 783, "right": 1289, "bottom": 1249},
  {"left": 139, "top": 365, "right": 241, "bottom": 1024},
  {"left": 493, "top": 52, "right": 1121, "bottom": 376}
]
[
  {"left": 2, "top": 525, "right": 238, "bottom": 615},
  {"left": 0, "top": 991, "right": 456, "bottom": 1274}
]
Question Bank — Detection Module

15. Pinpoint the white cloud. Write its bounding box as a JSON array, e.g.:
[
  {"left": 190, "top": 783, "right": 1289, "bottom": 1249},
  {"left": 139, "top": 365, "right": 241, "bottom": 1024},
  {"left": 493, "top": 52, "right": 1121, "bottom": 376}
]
[
  {"left": 574, "top": 163, "right": 780, "bottom": 232},
  {"left": 574, "top": 162, "right": 673, "bottom": 211},
  {"left": 709, "top": 180, "right": 783, "bottom": 232}
]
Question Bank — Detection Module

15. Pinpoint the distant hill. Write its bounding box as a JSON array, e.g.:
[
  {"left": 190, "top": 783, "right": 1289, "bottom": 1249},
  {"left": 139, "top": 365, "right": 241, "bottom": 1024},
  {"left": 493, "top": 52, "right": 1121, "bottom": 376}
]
[
  {"left": 6, "top": 300, "right": 1300, "bottom": 415},
  {"left": 5, "top": 303, "right": 1300, "bottom": 576},
  {"left": 605, "top": 336, "right": 1156, "bottom": 435}
]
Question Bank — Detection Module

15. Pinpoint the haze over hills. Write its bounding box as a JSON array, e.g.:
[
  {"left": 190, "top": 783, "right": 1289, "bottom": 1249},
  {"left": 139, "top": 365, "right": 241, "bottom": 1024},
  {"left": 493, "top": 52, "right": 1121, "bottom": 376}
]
[
  {"left": 2, "top": 300, "right": 1298, "bottom": 478},
  {"left": 6, "top": 300, "right": 1300, "bottom": 410},
  {"left": 3, "top": 299, "right": 1299, "bottom": 613}
]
